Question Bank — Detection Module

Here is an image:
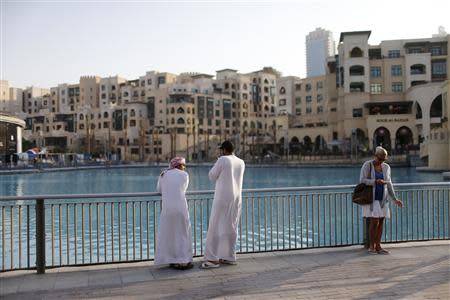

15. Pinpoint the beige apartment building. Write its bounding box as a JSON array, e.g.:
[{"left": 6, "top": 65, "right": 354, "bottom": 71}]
[{"left": 5, "top": 30, "right": 448, "bottom": 166}]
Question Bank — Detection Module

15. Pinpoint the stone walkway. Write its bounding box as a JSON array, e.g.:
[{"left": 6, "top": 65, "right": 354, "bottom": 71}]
[{"left": 1, "top": 241, "right": 449, "bottom": 299}]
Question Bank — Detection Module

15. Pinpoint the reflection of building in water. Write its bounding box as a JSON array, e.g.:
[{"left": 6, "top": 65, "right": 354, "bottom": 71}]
[{"left": 0, "top": 113, "right": 25, "bottom": 164}]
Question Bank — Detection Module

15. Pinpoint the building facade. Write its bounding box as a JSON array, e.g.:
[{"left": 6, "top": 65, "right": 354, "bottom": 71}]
[{"left": 2, "top": 30, "right": 448, "bottom": 166}]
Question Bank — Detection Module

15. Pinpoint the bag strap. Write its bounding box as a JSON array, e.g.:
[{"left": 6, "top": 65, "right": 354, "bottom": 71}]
[{"left": 368, "top": 161, "right": 372, "bottom": 180}]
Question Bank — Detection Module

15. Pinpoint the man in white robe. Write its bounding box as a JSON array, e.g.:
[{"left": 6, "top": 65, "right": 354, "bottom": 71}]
[
  {"left": 155, "top": 157, "right": 193, "bottom": 270},
  {"left": 202, "top": 141, "right": 245, "bottom": 269}
]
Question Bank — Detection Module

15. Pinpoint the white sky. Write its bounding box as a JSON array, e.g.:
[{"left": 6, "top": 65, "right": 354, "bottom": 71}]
[{"left": 1, "top": 0, "right": 449, "bottom": 88}]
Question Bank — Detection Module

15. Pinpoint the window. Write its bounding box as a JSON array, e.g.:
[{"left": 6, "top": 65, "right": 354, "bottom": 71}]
[
  {"left": 101, "top": 85, "right": 105, "bottom": 91},
  {"left": 316, "top": 82, "right": 323, "bottom": 89},
  {"left": 350, "top": 82, "right": 365, "bottom": 92},
  {"left": 392, "top": 82, "right": 403, "bottom": 93},
  {"left": 391, "top": 65, "right": 402, "bottom": 76},
  {"left": 408, "top": 47, "right": 423, "bottom": 54},
  {"left": 388, "top": 50, "right": 400, "bottom": 58},
  {"left": 430, "top": 46, "right": 443, "bottom": 56},
  {"left": 317, "top": 94, "right": 323, "bottom": 102},
  {"left": 101, "top": 93, "right": 106, "bottom": 99},
  {"left": 295, "top": 84, "right": 301, "bottom": 91},
  {"left": 279, "top": 99, "right": 286, "bottom": 106},
  {"left": 410, "top": 64, "right": 426, "bottom": 75},
  {"left": 370, "top": 83, "right": 383, "bottom": 94},
  {"left": 317, "top": 106, "right": 323, "bottom": 113},
  {"left": 279, "top": 87, "right": 286, "bottom": 94},
  {"left": 306, "top": 96, "right": 312, "bottom": 102},
  {"left": 350, "top": 65, "right": 365, "bottom": 76},
  {"left": 295, "top": 108, "right": 301, "bottom": 115},
  {"left": 370, "top": 66, "right": 381, "bottom": 77},
  {"left": 295, "top": 97, "right": 301, "bottom": 105},
  {"left": 147, "top": 79, "right": 152, "bottom": 85},
  {"left": 306, "top": 107, "right": 312, "bottom": 114},
  {"left": 432, "top": 60, "right": 447, "bottom": 75},
  {"left": 353, "top": 108, "right": 363, "bottom": 117},
  {"left": 350, "top": 47, "right": 363, "bottom": 57},
  {"left": 215, "top": 120, "right": 220, "bottom": 126},
  {"left": 305, "top": 84, "right": 312, "bottom": 91}
]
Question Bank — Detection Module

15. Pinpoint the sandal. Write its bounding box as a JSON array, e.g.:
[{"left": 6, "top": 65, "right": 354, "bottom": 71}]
[
  {"left": 200, "top": 261, "right": 220, "bottom": 269},
  {"left": 368, "top": 248, "right": 377, "bottom": 255},
  {"left": 178, "top": 262, "right": 194, "bottom": 270},
  {"left": 377, "top": 249, "right": 390, "bottom": 255},
  {"left": 219, "top": 259, "right": 237, "bottom": 265}
]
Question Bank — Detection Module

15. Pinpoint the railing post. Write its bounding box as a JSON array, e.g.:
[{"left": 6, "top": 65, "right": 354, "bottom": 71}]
[
  {"left": 363, "top": 217, "right": 370, "bottom": 248},
  {"left": 36, "top": 198, "right": 46, "bottom": 274}
]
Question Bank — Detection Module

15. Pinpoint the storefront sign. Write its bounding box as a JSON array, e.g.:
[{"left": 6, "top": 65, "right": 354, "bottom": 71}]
[{"left": 376, "top": 118, "right": 410, "bottom": 123}]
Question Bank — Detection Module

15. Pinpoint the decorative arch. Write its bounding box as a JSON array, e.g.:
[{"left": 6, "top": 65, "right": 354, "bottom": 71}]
[
  {"left": 430, "top": 94, "right": 443, "bottom": 118},
  {"left": 395, "top": 126, "right": 413, "bottom": 154},
  {"left": 314, "top": 135, "right": 327, "bottom": 152},
  {"left": 177, "top": 107, "right": 185, "bottom": 114},
  {"left": 350, "top": 47, "right": 363, "bottom": 57},
  {"left": 373, "top": 127, "right": 391, "bottom": 151},
  {"left": 177, "top": 118, "right": 185, "bottom": 124}
]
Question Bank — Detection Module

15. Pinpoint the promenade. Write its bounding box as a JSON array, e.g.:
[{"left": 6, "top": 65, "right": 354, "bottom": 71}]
[{"left": 1, "top": 241, "right": 448, "bottom": 300}]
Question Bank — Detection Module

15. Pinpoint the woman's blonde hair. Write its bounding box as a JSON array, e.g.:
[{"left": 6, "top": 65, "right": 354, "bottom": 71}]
[{"left": 375, "top": 146, "right": 388, "bottom": 158}]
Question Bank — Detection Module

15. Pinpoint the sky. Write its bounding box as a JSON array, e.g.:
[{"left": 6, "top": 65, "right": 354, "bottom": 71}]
[{"left": 1, "top": 0, "right": 449, "bottom": 88}]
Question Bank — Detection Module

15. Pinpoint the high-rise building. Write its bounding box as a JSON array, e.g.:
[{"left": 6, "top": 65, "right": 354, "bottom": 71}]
[{"left": 306, "top": 28, "right": 335, "bottom": 77}]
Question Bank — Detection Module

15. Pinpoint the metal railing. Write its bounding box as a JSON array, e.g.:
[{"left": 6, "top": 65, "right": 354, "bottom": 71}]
[{"left": 0, "top": 182, "right": 449, "bottom": 273}]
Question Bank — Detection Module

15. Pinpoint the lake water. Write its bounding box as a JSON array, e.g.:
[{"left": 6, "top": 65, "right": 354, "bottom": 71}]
[
  {"left": 0, "top": 165, "right": 444, "bottom": 197},
  {"left": 0, "top": 166, "right": 448, "bottom": 270}
]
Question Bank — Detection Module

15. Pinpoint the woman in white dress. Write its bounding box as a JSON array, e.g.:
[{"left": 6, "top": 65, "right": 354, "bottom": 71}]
[
  {"left": 155, "top": 157, "right": 193, "bottom": 270},
  {"left": 360, "top": 147, "right": 403, "bottom": 254}
]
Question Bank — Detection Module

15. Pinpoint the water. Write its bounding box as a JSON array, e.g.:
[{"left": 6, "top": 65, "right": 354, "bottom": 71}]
[
  {"left": 0, "top": 166, "right": 444, "bottom": 197},
  {"left": 0, "top": 166, "right": 448, "bottom": 270}
]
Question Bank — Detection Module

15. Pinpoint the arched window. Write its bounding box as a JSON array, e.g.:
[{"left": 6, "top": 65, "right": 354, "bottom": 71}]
[
  {"left": 279, "top": 87, "right": 286, "bottom": 94},
  {"left": 243, "top": 103, "right": 248, "bottom": 109},
  {"left": 264, "top": 79, "right": 269, "bottom": 84},
  {"left": 103, "top": 112, "right": 109, "bottom": 118},
  {"left": 79, "top": 114, "right": 84, "bottom": 120},
  {"left": 187, "top": 107, "right": 191, "bottom": 114},
  {"left": 177, "top": 107, "right": 185, "bottom": 114},
  {"left": 349, "top": 65, "right": 365, "bottom": 76},
  {"left": 243, "top": 84, "right": 248, "bottom": 90},
  {"left": 171, "top": 107, "right": 175, "bottom": 114},
  {"left": 177, "top": 118, "right": 185, "bottom": 124},
  {"left": 350, "top": 47, "right": 363, "bottom": 57},
  {"left": 171, "top": 118, "right": 175, "bottom": 124},
  {"left": 130, "top": 109, "right": 135, "bottom": 117}
]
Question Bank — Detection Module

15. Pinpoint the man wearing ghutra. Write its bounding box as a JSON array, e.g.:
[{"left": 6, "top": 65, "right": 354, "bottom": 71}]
[
  {"left": 201, "top": 141, "right": 245, "bottom": 269},
  {"left": 155, "top": 157, "right": 193, "bottom": 270}
]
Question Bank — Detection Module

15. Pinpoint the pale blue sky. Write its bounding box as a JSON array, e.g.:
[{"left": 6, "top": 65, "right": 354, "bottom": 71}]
[{"left": 1, "top": 0, "right": 449, "bottom": 88}]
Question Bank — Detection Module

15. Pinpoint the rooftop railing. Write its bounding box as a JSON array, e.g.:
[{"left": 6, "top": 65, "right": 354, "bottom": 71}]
[{"left": 0, "top": 182, "right": 449, "bottom": 273}]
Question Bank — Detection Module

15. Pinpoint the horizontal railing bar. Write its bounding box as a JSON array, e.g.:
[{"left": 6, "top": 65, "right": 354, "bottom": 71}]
[{"left": 0, "top": 182, "right": 449, "bottom": 202}]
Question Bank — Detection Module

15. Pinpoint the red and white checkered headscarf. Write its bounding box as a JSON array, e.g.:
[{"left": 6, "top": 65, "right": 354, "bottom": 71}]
[
  {"left": 170, "top": 157, "right": 186, "bottom": 169},
  {"left": 161, "top": 157, "right": 186, "bottom": 176}
]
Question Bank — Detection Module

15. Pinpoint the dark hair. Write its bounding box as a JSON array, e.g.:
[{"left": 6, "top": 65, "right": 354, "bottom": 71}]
[{"left": 219, "top": 140, "right": 234, "bottom": 152}]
